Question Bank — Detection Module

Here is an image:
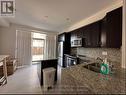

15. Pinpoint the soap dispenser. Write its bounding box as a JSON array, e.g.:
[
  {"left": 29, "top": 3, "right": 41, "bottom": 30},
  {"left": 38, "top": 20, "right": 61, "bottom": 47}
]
[{"left": 100, "top": 58, "right": 110, "bottom": 75}]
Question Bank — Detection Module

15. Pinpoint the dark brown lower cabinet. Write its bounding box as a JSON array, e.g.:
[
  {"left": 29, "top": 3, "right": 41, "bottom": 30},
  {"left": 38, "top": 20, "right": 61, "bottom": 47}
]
[{"left": 37, "top": 59, "right": 58, "bottom": 86}]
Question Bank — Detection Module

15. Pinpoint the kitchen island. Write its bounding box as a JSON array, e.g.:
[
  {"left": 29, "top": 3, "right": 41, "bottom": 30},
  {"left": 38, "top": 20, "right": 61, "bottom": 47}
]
[
  {"left": 61, "top": 59, "right": 126, "bottom": 94},
  {"left": 37, "top": 59, "right": 58, "bottom": 86}
]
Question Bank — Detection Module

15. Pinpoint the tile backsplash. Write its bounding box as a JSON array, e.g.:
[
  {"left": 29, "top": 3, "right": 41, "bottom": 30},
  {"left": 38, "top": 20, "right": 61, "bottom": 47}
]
[{"left": 71, "top": 48, "right": 121, "bottom": 63}]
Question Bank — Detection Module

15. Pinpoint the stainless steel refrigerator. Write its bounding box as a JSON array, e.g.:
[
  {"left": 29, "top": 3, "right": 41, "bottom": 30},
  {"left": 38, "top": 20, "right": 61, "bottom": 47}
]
[
  {"left": 57, "top": 32, "right": 71, "bottom": 67},
  {"left": 58, "top": 42, "right": 64, "bottom": 67}
]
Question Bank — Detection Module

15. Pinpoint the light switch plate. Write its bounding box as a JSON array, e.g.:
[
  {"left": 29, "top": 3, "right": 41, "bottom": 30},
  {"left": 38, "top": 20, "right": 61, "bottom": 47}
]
[{"left": 102, "top": 51, "right": 108, "bottom": 56}]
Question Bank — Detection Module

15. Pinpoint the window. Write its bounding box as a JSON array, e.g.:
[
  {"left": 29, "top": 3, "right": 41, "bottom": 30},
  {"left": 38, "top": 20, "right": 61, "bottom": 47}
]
[{"left": 32, "top": 32, "right": 46, "bottom": 61}]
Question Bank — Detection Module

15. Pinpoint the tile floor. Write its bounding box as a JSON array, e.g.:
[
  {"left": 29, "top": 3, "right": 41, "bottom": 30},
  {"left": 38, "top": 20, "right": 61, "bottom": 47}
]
[
  {"left": 0, "top": 64, "right": 74, "bottom": 94},
  {"left": 0, "top": 65, "right": 42, "bottom": 94}
]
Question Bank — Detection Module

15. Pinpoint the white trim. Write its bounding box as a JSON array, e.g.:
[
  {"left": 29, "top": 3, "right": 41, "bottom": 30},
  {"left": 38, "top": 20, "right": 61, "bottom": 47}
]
[{"left": 122, "top": 0, "right": 126, "bottom": 68}]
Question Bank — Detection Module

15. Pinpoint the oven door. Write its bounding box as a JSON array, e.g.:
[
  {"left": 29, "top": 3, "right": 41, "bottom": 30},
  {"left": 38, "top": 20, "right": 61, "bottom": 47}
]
[
  {"left": 66, "top": 57, "right": 77, "bottom": 67},
  {"left": 70, "top": 58, "right": 77, "bottom": 66}
]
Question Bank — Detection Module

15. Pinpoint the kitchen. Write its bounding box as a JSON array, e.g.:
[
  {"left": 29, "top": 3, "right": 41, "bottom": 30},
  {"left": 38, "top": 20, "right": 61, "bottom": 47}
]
[
  {"left": 57, "top": 7, "right": 126, "bottom": 94},
  {"left": 0, "top": 0, "right": 125, "bottom": 94}
]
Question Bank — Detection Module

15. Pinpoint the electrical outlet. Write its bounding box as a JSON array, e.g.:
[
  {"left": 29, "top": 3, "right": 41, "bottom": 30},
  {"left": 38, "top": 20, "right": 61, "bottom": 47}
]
[{"left": 102, "top": 51, "right": 107, "bottom": 56}]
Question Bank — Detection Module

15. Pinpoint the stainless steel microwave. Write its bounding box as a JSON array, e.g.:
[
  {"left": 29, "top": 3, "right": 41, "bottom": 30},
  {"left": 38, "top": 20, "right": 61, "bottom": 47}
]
[{"left": 71, "top": 38, "right": 82, "bottom": 47}]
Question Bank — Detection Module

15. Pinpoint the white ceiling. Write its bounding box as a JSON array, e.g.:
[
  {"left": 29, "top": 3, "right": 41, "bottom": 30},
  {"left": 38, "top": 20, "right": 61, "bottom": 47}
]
[{"left": 4, "top": 0, "right": 122, "bottom": 32}]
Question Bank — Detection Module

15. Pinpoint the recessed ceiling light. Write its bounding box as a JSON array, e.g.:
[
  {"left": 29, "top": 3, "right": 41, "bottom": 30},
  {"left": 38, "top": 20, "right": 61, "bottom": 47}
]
[
  {"left": 66, "top": 18, "right": 70, "bottom": 21},
  {"left": 44, "top": 16, "right": 48, "bottom": 18}
]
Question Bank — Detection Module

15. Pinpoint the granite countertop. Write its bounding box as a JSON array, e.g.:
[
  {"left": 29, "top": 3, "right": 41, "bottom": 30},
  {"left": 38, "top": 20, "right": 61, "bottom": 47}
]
[{"left": 61, "top": 58, "right": 126, "bottom": 94}]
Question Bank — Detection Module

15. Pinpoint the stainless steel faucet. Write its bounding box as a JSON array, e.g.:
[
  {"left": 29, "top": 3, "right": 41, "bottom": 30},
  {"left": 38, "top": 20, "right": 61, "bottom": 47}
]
[{"left": 96, "top": 57, "right": 103, "bottom": 62}]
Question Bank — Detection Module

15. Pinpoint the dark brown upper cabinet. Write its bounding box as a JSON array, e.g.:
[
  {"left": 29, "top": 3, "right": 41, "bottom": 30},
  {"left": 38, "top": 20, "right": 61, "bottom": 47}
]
[
  {"left": 101, "top": 7, "right": 122, "bottom": 48},
  {"left": 70, "top": 7, "right": 122, "bottom": 48},
  {"left": 84, "top": 21, "right": 101, "bottom": 48},
  {"left": 58, "top": 32, "right": 71, "bottom": 54},
  {"left": 58, "top": 33, "right": 65, "bottom": 42},
  {"left": 70, "top": 21, "right": 101, "bottom": 48}
]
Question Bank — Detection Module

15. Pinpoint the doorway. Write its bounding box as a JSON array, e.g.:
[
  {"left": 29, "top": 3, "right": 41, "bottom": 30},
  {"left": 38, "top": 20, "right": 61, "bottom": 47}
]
[{"left": 32, "top": 32, "right": 46, "bottom": 62}]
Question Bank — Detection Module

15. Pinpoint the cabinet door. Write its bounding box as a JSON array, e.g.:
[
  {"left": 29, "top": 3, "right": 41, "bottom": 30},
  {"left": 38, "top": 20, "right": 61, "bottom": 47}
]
[
  {"left": 101, "top": 17, "right": 107, "bottom": 47},
  {"left": 76, "top": 28, "right": 83, "bottom": 38},
  {"left": 82, "top": 22, "right": 101, "bottom": 47},
  {"left": 80, "top": 25, "right": 91, "bottom": 47},
  {"left": 71, "top": 30, "right": 76, "bottom": 41},
  {"left": 90, "top": 22, "right": 101, "bottom": 47},
  {"left": 85, "top": 26, "right": 92, "bottom": 47},
  {"left": 106, "top": 7, "right": 122, "bottom": 48},
  {"left": 58, "top": 33, "right": 65, "bottom": 42},
  {"left": 71, "top": 29, "right": 82, "bottom": 39}
]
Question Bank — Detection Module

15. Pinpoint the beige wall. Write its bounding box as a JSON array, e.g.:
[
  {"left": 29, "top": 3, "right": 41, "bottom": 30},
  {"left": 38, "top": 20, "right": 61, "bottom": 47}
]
[
  {"left": 0, "top": 24, "right": 58, "bottom": 58},
  {"left": 0, "top": 25, "right": 16, "bottom": 57}
]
